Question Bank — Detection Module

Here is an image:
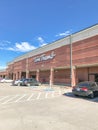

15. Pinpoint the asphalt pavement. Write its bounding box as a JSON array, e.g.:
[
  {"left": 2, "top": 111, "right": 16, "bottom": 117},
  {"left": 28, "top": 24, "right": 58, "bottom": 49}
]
[{"left": 0, "top": 83, "right": 98, "bottom": 130}]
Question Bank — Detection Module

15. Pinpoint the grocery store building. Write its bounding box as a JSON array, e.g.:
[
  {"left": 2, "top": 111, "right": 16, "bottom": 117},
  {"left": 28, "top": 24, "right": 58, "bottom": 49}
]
[{"left": 0, "top": 24, "right": 98, "bottom": 86}]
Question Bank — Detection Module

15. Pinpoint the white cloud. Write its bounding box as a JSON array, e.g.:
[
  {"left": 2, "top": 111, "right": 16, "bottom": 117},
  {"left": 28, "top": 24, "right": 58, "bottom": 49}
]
[
  {"left": 56, "top": 30, "right": 71, "bottom": 37},
  {"left": 37, "top": 37, "right": 44, "bottom": 43},
  {"left": 8, "top": 42, "right": 36, "bottom": 52},
  {"left": 40, "top": 43, "right": 47, "bottom": 46},
  {"left": 0, "top": 40, "right": 36, "bottom": 52},
  {"left": 0, "top": 40, "right": 11, "bottom": 47},
  {"left": 37, "top": 37, "right": 47, "bottom": 46}
]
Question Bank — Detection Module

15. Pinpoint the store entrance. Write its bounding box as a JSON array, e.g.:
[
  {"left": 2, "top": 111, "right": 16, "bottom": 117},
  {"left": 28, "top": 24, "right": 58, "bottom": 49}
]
[
  {"left": 95, "top": 74, "right": 98, "bottom": 82},
  {"left": 88, "top": 73, "right": 98, "bottom": 82},
  {"left": 31, "top": 75, "right": 36, "bottom": 79}
]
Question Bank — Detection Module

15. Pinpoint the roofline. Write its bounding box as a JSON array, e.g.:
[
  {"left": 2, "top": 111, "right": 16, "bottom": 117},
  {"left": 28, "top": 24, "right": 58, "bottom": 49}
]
[
  {"left": 7, "top": 23, "right": 98, "bottom": 65},
  {"left": 72, "top": 23, "right": 98, "bottom": 35}
]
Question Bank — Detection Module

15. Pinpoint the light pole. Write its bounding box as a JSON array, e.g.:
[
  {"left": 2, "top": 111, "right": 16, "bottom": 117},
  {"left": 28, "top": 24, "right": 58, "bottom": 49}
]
[{"left": 69, "top": 34, "right": 72, "bottom": 87}]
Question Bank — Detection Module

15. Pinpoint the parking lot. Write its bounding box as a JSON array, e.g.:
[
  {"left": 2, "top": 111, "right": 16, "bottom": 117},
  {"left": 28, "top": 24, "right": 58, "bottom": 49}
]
[{"left": 0, "top": 83, "right": 98, "bottom": 130}]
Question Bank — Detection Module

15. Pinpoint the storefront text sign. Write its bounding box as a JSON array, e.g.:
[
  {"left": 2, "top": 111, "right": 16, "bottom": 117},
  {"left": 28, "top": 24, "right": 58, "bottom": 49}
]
[{"left": 34, "top": 51, "right": 56, "bottom": 63}]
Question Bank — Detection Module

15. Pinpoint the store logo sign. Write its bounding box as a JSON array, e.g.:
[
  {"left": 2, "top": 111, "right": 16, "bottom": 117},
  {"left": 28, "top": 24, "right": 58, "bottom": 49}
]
[{"left": 34, "top": 51, "right": 56, "bottom": 63}]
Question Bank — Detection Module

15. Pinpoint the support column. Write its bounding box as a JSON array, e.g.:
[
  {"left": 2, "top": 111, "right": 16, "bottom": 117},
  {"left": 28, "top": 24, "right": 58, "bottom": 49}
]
[
  {"left": 72, "top": 66, "right": 77, "bottom": 86},
  {"left": 50, "top": 68, "right": 54, "bottom": 86},
  {"left": 36, "top": 69, "right": 40, "bottom": 81},
  {"left": 19, "top": 72, "right": 22, "bottom": 79},
  {"left": 13, "top": 73, "right": 15, "bottom": 80},
  {"left": 26, "top": 71, "right": 29, "bottom": 78},
  {"left": 26, "top": 58, "right": 29, "bottom": 78},
  {"left": 18, "top": 72, "right": 20, "bottom": 79},
  {"left": 16, "top": 72, "right": 18, "bottom": 80}
]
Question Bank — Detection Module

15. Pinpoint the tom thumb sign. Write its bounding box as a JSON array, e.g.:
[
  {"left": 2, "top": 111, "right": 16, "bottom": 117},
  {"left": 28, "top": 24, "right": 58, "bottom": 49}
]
[{"left": 34, "top": 51, "right": 56, "bottom": 63}]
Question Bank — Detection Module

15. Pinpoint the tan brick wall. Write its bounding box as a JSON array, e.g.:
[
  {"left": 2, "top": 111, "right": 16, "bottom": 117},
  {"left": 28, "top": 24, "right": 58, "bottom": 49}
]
[
  {"left": 76, "top": 68, "right": 89, "bottom": 82},
  {"left": 73, "top": 35, "right": 98, "bottom": 66},
  {"left": 28, "top": 45, "right": 70, "bottom": 71}
]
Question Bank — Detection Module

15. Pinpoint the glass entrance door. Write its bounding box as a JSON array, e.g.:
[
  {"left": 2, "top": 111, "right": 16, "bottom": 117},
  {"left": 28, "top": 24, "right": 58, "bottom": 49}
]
[{"left": 95, "top": 74, "right": 98, "bottom": 82}]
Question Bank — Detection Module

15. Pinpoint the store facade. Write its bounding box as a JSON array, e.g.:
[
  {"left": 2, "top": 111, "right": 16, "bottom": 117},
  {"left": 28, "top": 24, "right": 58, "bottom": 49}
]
[{"left": 0, "top": 24, "right": 98, "bottom": 86}]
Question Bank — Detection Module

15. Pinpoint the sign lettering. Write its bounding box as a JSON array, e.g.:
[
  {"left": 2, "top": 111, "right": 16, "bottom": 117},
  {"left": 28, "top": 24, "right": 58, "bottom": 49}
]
[{"left": 34, "top": 51, "right": 56, "bottom": 63}]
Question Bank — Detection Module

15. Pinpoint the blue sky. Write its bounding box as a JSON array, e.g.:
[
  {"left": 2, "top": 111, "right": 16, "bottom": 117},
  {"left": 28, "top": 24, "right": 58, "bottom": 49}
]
[{"left": 0, "top": 0, "right": 98, "bottom": 69}]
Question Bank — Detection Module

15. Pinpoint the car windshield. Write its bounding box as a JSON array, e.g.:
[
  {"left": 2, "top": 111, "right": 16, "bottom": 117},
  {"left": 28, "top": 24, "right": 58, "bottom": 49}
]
[
  {"left": 77, "top": 82, "right": 90, "bottom": 88},
  {"left": 20, "top": 78, "right": 26, "bottom": 81},
  {"left": 24, "top": 78, "right": 37, "bottom": 82}
]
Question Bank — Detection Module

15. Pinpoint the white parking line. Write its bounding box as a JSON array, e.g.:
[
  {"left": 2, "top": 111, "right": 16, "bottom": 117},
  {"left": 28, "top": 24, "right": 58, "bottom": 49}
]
[
  {"left": 0, "top": 90, "right": 67, "bottom": 105},
  {"left": 2, "top": 95, "right": 19, "bottom": 104},
  {"left": 52, "top": 91, "right": 55, "bottom": 97},
  {"left": 0, "top": 96, "right": 10, "bottom": 101},
  {"left": 27, "top": 93, "right": 34, "bottom": 101},
  {"left": 45, "top": 92, "right": 49, "bottom": 98},
  {"left": 14, "top": 94, "right": 27, "bottom": 102},
  {"left": 36, "top": 92, "right": 41, "bottom": 100}
]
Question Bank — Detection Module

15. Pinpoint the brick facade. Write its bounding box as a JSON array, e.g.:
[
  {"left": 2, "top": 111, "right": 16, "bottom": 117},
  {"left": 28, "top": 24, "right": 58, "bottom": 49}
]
[{"left": 0, "top": 24, "right": 98, "bottom": 86}]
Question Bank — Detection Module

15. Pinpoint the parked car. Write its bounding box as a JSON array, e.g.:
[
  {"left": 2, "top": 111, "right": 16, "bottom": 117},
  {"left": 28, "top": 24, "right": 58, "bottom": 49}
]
[
  {"left": 13, "top": 78, "right": 40, "bottom": 86},
  {"left": 22, "top": 78, "right": 40, "bottom": 86},
  {"left": 0, "top": 78, "right": 13, "bottom": 83},
  {"left": 12, "top": 79, "right": 25, "bottom": 86},
  {"left": 72, "top": 81, "right": 98, "bottom": 98}
]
